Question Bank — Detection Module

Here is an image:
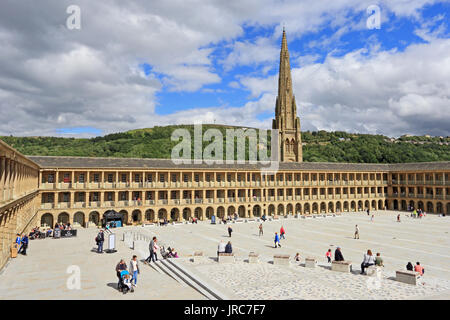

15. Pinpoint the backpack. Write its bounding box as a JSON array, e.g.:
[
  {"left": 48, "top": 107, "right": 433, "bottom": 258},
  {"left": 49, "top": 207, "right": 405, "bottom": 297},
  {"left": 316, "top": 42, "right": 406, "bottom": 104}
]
[{"left": 95, "top": 236, "right": 99, "bottom": 243}]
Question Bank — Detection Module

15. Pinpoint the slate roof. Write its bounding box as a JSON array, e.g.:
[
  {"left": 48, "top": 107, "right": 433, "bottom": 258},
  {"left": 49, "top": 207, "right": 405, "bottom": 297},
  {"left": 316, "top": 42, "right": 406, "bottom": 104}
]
[{"left": 28, "top": 156, "right": 450, "bottom": 172}]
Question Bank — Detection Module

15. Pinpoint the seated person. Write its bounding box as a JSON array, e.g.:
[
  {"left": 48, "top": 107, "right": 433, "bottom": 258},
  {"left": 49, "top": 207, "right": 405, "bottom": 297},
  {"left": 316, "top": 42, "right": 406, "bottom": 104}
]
[
  {"left": 375, "top": 253, "right": 384, "bottom": 267},
  {"left": 261, "top": 214, "right": 267, "bottom": 222},
  {"left": 168, "top": 247, "right": 179, "bottom": 258},
  {"left": 414, "top": 262, "right": 424, "bottom": 276},
  {"left": 217, "top": 240, "right": 226, "bottom": 256},
  {"left": 406, "top": 262, "right": 414, "bottom": 271},
  {"left": 294, "top": 253, "right": 301, "bottom": 262},
  {"left": 225, "top": 241, "right": 232, "bottom": 254},
  {"left": 334, "top": 247, "right": 344, "bottom": 261}
]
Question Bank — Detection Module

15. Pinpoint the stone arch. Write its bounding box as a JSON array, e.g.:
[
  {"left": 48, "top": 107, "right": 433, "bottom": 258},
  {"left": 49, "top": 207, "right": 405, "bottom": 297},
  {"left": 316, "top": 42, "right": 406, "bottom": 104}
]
[
  {"left": 436, "top": 202, "right": 443, "bottom": 214},
  {"left": 312, "top": 202, "right": 318, "bottom": 214},
  {"left": 217, "top": 206, "right": 225, "bottom": 218},
  {"left": 170, "top": 208, "right": 179, "bottom": 221},
  {"left": 378, "top": 200, "right": 383, "bottom": 210},
  {"left": 286, "top": 203, "right": 293, "bottom": 215},
  {"left": 238, "top": 205, "right": 246, "bottom": 218},
  {"left": 227, "top": 206, "right": 236, "bottom": 217},
  {"left": 253, "top": 205, "right": 261, "bottom": 217},
  {"left": 194, "top": 207, "right": 202, "bottom": 219},
  {"left": 401, "top": 200, "right": 407, "bottom": 211},
  {"left": 418, "top": 201, "right": 424, "bottom": 210},
  {"left": 119, "top": 210, "right": 128, "bottom": 224},
  {"left": 40, "top": 213, "right": 54, "bottom": 227},
  {"left": 277, "top": 204, "right": 284, "bottom": 215},
  {"left": 132, "top": 209, "right": 142, "bottom": 223},
  {"left": 268, "top": 204, "right": 275, "bottom": 216},
  {"left": 371, "top": 200, "right": 377, "bottom": 210},
  {"left": 295, "top": 203, "right": 302, "bottom": 215},
  {"left": 182, "top": 207, "right": 191, "bottom": 220},
  {"left": 145, "top": 209, "right": 155, "bottom": 221},
  {"left": 304, "top": 203, "right": 310, "bottom": 214},
  {"left": 328, "top": 202, "right": 334, "bottom": 213},
  {"left": 73, "top": 211, "right": 85, "bottom": 227},
  {"left": 426, "top": 201, "right": 434, "bottom": 213},
  {"left": 320, "top": 202, "right": 326, "bottom": 213},
  {"left": 206, "top": 207, "right": 214, "bottom": 219},
  {"left": 158, "top": 208, "right": 167, "bottom": 220},
  {"left": 57, "top": 212, "right": 69, "bottom": 224},
  {"left": 351, "top": 201, "right": 356, "bottom": 212},
  {"left": 393, "top": 199, "right": 399, "bottom": 210},
  {"left": 336, "top": 201, "right": 342, "bottom": 212},
  {"left": 365, "top": 200, "right": 370, "bottom": 210},
  {"left": 357, "top": 200, "right": 363, "bottom": 211},
  {"left": 409, "top": 200, "right": 415, "bottom": 210},
  {"left": 285, "top": 138, "right": 290, "bottom": 152},
  {"left": 343, "top": 201, "right": 349, "bottom": 212},
  {"left": 89, "top": 211, "right": 100, "bottom": 225}
]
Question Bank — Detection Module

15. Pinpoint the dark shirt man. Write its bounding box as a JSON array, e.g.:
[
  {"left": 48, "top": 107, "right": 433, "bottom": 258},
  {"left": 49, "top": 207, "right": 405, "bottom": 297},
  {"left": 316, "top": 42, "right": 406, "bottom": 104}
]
[{"left": 334, "top": 247, "right": 344, "bottom": 261}]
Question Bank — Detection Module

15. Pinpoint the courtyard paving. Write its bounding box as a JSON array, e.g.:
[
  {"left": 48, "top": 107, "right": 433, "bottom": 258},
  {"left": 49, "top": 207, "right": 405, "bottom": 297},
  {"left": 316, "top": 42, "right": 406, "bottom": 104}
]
[{"left": 1, "top": 210, "right": 449, "bottom": 299}]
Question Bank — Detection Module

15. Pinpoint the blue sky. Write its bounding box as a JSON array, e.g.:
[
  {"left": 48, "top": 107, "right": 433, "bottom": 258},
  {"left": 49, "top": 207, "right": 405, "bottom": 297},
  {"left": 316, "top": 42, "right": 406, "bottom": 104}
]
[{"left": 0, "top": 0, "right": 449, "bottom": 137}]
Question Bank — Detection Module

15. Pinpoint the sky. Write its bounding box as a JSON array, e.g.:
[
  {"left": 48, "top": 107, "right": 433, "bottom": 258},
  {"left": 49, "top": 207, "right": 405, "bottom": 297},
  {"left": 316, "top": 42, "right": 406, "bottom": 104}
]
[{"left": 0, "top": 0, "right": 449, "bottom": 138}]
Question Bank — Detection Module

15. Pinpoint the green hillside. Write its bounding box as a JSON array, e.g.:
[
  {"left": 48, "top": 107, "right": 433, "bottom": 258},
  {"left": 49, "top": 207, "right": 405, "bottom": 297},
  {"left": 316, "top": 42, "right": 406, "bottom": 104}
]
[{"left": 1, "top": 125, "right": 449, "bottom": 163}]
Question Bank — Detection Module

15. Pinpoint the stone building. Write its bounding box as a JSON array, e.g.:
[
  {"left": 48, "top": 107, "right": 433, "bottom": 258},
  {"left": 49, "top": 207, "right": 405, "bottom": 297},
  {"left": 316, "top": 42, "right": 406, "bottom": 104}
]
[{"left": 0, "top": 31, "right": 449, "bottom": 269}]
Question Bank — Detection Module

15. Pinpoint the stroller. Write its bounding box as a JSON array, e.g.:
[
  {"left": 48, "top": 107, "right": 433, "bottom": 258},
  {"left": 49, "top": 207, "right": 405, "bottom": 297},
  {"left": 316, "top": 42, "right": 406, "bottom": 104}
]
[
  {"left": 118, "top": 270, "right": 134, "bottom": 294},
  {"left": 160, "top": 246, "right": 170, "bottom": 259}
]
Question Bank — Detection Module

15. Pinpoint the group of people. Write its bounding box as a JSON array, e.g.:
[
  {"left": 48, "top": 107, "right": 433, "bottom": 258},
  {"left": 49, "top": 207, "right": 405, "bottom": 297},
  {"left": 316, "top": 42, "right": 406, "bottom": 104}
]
[
  {"left": 115, "top": 256, "right": 139, "bottom": 294},
  {"left": 217, "top": 240, "right": 233, "bottom": 255},
  {"left": 274, "top": 226, "right": 286, "bottom": 248},
  {"left": 410, "top": 208, "right": 426, "bottom": 219},
  {"left": 15, "top": 233, "right": 29, "bottom": 255},
  {"left": 407, "top": 261, "right": 425, "bottom": 275}
]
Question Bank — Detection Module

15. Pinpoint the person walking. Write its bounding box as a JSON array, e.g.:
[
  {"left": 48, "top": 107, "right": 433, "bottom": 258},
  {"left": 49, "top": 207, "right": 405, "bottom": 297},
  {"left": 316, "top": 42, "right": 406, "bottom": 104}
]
[
  {"left": 145, "top": 236, "right": 158, "bottom": 263},
  {"left": 258, "top": 223, "right": 263, "bottom": 236},
  {"left": 129, "top": 255, "right": 140, "bottom": 287},
  {"left": 371, "top": 214, "right": 374, "bottom": 222},
  {"left": 280, "top": 226, "right": 286, "bottom": 239},
  {"left": 334, "top": 247, "right": 344, "bottom": 261},
  {"left": 354, "top": 225, "right": 360, "bottom": 239},
  {"left": 96, "top": 229, "right": 105, "bottom": 253},
  {"left": 274, "top": 232, "right": 281, "bottom": 248},
  {"left": 397, "top": 214, "right": 401, "bottom": 222},
  {"left": 228, "top": 226, "right": 233, "bottom": 237},
  {"left": 115, "top": 259, "right": 127, "bottom": 289},
  {"left": 326, "top": 249, "right": 332, "bottom": 263},
  {"left": 19, "top": 234, "right": 29, "bottom": 255}
]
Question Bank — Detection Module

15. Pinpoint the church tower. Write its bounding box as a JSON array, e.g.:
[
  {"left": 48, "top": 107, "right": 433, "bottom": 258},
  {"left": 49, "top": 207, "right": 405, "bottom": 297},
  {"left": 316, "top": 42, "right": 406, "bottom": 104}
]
[{"left": 272, "top": 29, "right": 302, "bottom": 162}]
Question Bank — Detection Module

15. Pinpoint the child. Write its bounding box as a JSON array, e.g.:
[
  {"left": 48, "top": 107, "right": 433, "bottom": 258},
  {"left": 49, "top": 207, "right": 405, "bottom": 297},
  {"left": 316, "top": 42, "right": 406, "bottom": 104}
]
[{"left": 326, "top": 249, "right": 332, "bottom": 263}]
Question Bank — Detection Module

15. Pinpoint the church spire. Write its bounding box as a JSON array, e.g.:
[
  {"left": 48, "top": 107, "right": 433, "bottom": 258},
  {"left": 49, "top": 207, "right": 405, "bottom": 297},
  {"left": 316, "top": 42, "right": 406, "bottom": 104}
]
[{"left": 272, "top": 29, "right": 303, "bottom": 162}]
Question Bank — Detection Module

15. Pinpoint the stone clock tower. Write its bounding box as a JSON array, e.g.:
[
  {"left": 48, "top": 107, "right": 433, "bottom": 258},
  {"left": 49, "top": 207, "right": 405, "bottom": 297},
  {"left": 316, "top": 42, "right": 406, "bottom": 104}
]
[{"left": 272, "top": 29, "right": 303, "bottom": 162}]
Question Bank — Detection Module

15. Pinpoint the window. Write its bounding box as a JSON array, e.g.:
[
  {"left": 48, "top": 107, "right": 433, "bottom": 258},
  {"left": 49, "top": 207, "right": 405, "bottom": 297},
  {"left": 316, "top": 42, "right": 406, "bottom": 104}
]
[
  {"left": 147, "top": 174, "right": 153, "bottom": 182},
  {"left": 217, "top": 175, "right": 221, "bottom": 182},
  {"left": 48, "top": 174, "right": 54, "bottom": 183},
  {"left": 195, "top": 174, "right": 199, "bottom": 182},
  {"left": 206, "top": 174, "right": 210, "bottom": 182},
  {"left": 184, "top": 174, "right": 188, "bottom": 182},
  {"left": 135, "top": 174, "right": 140, "bottom": 182},
  {"left": 93, "top": 174, "right": 99, "bottom": 183},
  {"left": 107, "top": 192, "right": 112, "bottom": 201},
  {"left": 63, "top": 173, "right": 70, "bottom": 183},
  {"left": 108, "top": 174, "right": 113, "bottom": 183},
  {"left": 172, "top": 174, "right": 177, "bottom": 183},
  {"left": 160, "top": 174, "right": 165, "bottom": 182},
  {"left": 227, "top": 174, "right": 231, "bottom": 182},
  {"left": 121, "top": 174, "right": 127, "bottom": 182}
]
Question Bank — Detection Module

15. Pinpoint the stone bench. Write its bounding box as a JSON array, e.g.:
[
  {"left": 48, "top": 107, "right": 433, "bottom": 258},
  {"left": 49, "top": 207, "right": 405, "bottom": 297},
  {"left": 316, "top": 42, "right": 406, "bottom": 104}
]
[
  {"left": 366, "top": 265, "right": 382, "bottom": 277},
  {"left": 192, "top": 251, "right": 205, "bottom": 263},
  {"left": 246, "top": 219, "right": 256, "bottom": 223},
  {"left": 218, "top": 252, "right": 235, "bottom": 263},
  {"left": 305, "top": 257, "right": 317, "bottom": 268},
  {"left": 331, "top": 260, "right": 352, "bottom": 272},
  {"left": 172, "top": 221, "right": 184, "bottom": 225},
  {"left": 234, "top": 219, "right": 244, "bottom": 223},
  {"left": 304, "top": 215, "right": 312, "bottom": 218},
  {"left": 273, "top": 254, "right": 290, "bottom": 266},
  {"left": 142, "top": 223, "right": 155, "bottom": 227},
  {"left": 248, "top": 252, "right": 259, "bottom": 264},
  {"left": 396, "top": 270, "right": 420, "bottom": 285}
]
